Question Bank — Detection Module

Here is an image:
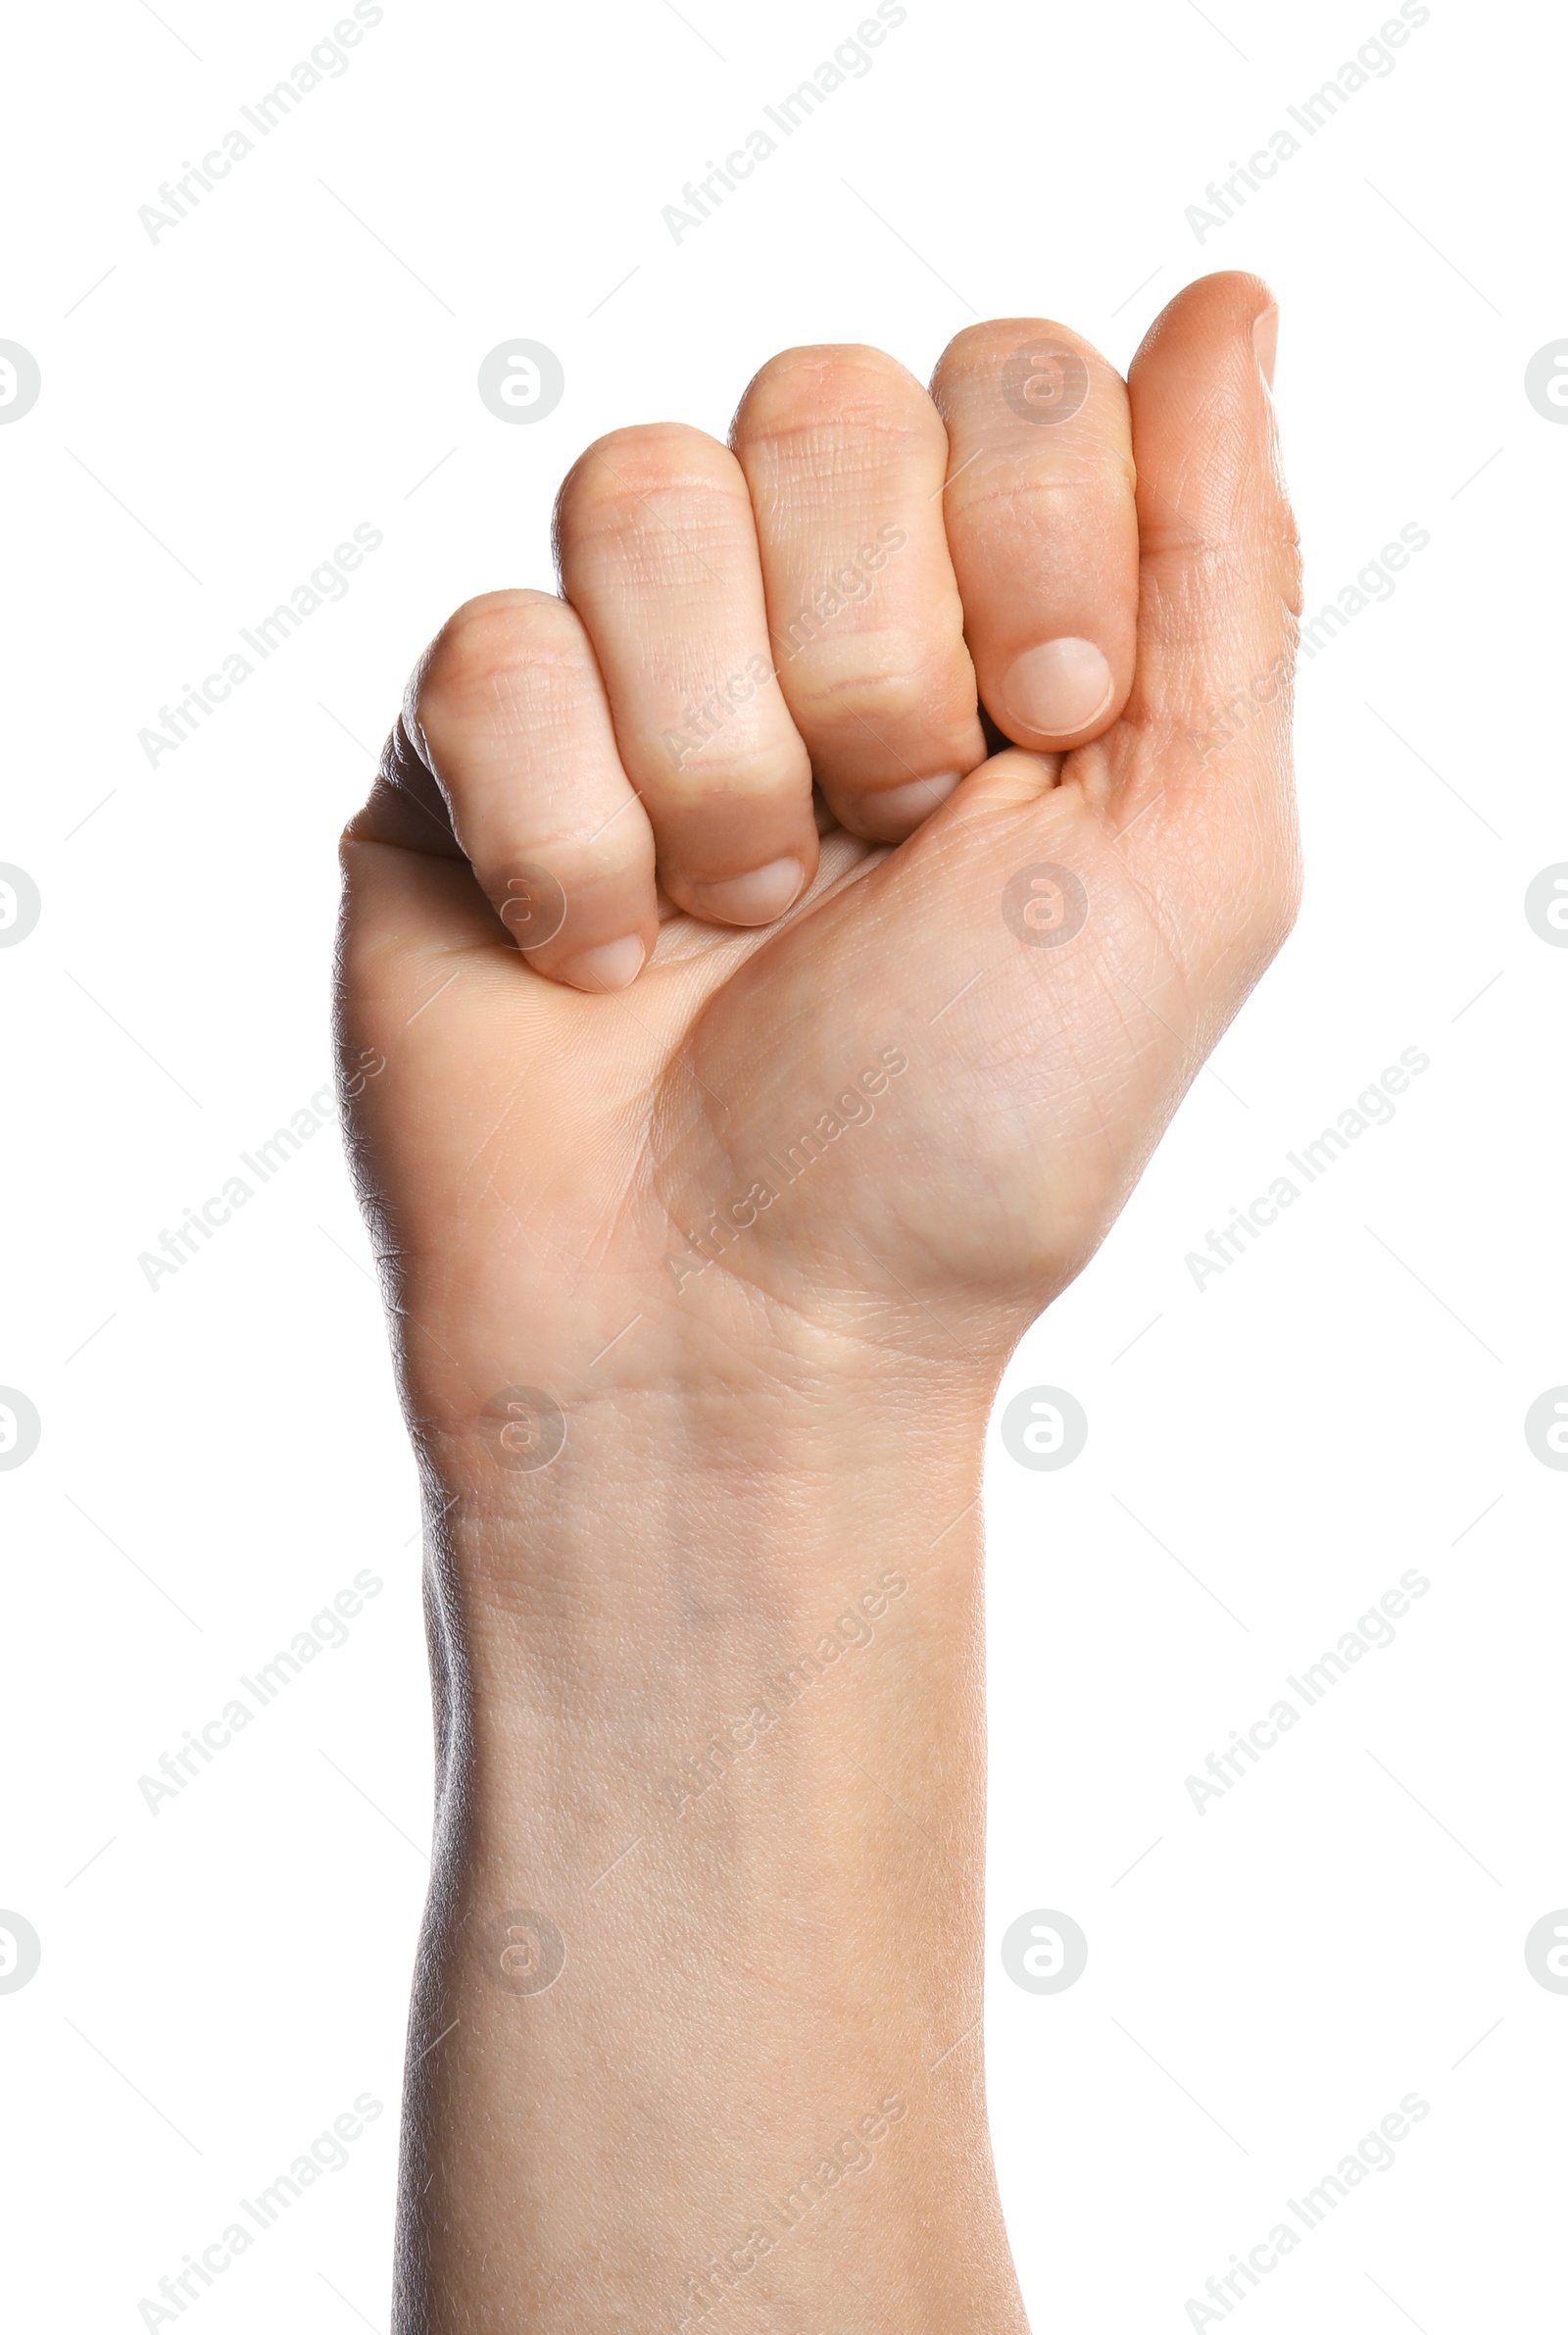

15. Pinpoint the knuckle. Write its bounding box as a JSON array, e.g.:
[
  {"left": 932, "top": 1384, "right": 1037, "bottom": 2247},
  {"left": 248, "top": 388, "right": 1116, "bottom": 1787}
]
[
  {"left": 788, "top": 646, "right": 950, "bottom": 738},
  {"left": 958, "top": 442, "right": 1139, "bottom": 521},
  {"left": 562, "top": 422, "right": 735, "bottom": 513},
  {"left": 938, "top": 318, "right": 1067, "bottom": 367},
  {"left": 556, "top": 427, "right": 753, "bottom": 577},
  {"left": 932, "top": 318, "right": 1112, "bottom": 394},
  {"left": 663, "top": 731, "right": 810, "bottom": 800},
  {"left": 734, "top": 343, "right": 932, "bottom": 444},
  {"left": 414, "top": 591, "right": 574, "bottom": 729}
]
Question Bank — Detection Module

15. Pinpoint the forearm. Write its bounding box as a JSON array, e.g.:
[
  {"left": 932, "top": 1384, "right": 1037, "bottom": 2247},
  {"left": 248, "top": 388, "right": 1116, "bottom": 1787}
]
[{"left": 395, "top": 1367, "right": 1029, "bottom": 2334}]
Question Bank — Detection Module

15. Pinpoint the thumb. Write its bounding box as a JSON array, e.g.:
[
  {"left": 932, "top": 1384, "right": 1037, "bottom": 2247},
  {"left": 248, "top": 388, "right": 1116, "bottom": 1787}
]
[{"left": 1113, "top": 271, "right": 1303, "bottom": 972}]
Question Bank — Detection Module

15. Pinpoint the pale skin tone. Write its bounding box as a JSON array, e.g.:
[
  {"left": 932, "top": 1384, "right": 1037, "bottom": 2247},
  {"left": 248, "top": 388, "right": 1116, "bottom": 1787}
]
[{"left": 337, "top": 270, "right": 1300, "bottom": 2332}]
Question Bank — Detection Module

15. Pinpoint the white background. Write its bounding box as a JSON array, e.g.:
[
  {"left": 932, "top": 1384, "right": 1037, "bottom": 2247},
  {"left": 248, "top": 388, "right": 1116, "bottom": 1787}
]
[{"left": 2, "top": 0, "right": 1563, "bottom": 2327}]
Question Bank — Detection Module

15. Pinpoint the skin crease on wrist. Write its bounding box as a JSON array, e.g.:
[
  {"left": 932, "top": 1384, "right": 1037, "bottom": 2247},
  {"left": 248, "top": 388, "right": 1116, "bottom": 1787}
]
[{"left": 337, "top": 270, "right": 1300, "bottom": 2330}]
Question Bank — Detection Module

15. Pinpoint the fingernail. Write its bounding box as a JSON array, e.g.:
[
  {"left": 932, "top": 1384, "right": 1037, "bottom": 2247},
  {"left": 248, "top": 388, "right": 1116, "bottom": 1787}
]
[
  {"left": 559, "top": 935, "right": 645, "bottom": 992},
  {"left": 693, "top": 856, "right": 805, "bottom": 926},
  {"left": 1252, "top": 304, "right": 1279, "bottom": 392},
  {"left": 855, "top": 771, "right": 961, "bottom": 841},
  {"left": 1000, "top": 638, "right": 1114, "bottom": 741}
]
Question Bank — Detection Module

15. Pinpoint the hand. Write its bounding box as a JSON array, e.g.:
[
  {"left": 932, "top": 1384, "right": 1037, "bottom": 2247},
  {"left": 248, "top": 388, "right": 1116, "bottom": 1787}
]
[{"left": 339, "top": 273, "right": 1298, "bottom": 1436}]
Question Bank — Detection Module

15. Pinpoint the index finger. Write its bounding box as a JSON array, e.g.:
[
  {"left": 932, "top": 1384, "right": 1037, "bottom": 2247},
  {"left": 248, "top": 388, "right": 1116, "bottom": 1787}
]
[{"left": 930, "top": 322, "right": 1139, "bottom": 752}]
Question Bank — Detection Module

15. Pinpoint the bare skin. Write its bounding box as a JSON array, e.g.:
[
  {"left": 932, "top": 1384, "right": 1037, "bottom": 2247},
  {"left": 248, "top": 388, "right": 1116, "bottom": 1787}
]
[{"left": 337, "top": 271, "right": 1300, "bottom": 2333}]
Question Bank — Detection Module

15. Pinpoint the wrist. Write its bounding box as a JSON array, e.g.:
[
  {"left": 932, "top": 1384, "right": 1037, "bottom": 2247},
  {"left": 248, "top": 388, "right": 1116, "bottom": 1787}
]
[
  {"left": 422, "top": 1332, "right": 1001, "bottom": 1546},
  {"left": 425, "top": 1362, "right": 993, "bottom": 1823}
]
